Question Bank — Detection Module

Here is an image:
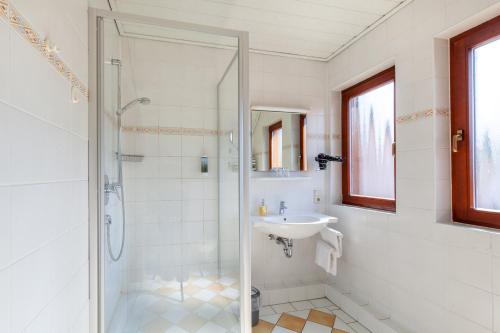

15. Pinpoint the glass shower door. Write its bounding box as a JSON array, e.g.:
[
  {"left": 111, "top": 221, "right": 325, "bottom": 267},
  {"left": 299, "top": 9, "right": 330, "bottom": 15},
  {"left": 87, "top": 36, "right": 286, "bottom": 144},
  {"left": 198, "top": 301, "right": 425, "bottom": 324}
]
[{"left": 94, "top": 11, "right": 250, "bottom": 333}]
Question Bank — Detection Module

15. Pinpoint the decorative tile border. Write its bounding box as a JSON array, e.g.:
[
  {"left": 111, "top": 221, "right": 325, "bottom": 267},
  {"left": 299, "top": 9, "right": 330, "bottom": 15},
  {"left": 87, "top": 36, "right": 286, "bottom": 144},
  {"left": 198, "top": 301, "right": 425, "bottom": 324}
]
[
  {"left": 0, "top": 0, "right": 89, "bottom": 98},
  {"left": 396, "top": 108, "right": 449, "bottom": 124},
  {"left": 436, "top": 108, "right": 450, "bottom": 117},
  {"left": 123, "top": 125, "right": 331, "bottom": 141},
  {"left": 122, "top": 126, "right": 220, "bottom": 136},
  {"left": 307, "top": 133, "right": 329, "bottom": 140}
]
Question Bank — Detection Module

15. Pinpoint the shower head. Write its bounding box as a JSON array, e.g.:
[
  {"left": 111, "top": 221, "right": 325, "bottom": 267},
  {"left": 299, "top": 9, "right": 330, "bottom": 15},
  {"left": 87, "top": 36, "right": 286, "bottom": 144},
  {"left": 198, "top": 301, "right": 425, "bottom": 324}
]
[{"left": 117, "top": 97, "right": 151, "bottom": 116}]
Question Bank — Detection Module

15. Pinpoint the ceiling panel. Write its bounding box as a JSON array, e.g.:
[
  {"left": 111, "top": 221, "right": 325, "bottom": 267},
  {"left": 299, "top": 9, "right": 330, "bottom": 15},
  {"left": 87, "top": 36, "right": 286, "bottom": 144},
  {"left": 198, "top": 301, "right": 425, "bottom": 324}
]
[{"left": 107, "top": 0, "right": 411, "bottom": 60}]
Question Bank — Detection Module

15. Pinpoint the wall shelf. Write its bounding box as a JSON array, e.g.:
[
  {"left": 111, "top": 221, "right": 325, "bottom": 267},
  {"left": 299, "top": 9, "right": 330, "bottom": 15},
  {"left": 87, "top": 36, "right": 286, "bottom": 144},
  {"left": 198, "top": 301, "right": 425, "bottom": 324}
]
[{"left": 251, "top": 176, "right": 312, "bottom": 181}]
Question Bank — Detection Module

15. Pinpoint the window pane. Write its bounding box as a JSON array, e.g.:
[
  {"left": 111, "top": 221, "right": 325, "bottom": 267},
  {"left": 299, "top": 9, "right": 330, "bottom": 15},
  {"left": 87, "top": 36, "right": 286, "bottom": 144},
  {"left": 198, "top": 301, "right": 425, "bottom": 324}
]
[
  {"left": 472, "top": 38, "right": 500, "bottom": 211},
  {"left": 271, "top": 128, "right": 282, "bottom": 168},
  {"left": 350, "top": 82, "right": 395, "bottom": 199}
]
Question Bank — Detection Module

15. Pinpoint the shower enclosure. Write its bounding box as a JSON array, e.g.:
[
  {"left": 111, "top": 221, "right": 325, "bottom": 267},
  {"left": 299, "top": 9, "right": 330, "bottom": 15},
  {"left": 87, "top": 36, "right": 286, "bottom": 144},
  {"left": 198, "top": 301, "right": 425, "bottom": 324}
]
[{"left": 89, "top": 9, "right": 250, "bottom": 333}]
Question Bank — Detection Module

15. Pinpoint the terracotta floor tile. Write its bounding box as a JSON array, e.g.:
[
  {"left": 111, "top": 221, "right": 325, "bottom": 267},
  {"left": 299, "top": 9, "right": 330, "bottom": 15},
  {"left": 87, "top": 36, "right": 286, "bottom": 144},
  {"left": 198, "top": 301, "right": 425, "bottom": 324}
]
[
  {"left": 181, "top": 298, "right": 203, "bottom": 310},
  {"left": 332, "top": 329, "right": 348, "bottom": 333},
  {"left": 210, "top": 295, "right": 232, "bottom": 307},
  {"left": 156, "top": 287, "right": 176, "bottom": 296},
  {"left": 307, "top": 309, "right": 335, "bottom": 327},
  {"left": 183, "top": 285, "right": 201, "bottom": 295},
  {"left": 208, "top": 283, "right": 226, "bottom": 292},
  {"left": 277, "top": 313, "right": 306, "bottom": 332},
  {"left": 253, "top": 320, "right": 275, "bottom": 333}
]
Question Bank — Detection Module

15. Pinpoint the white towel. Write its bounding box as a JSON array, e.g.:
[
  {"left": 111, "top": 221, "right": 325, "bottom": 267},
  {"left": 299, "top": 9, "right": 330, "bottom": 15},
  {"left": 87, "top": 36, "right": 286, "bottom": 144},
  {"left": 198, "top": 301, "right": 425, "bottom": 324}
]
[
  {"left": 320, "top": 227, "right": 343, "bottom": 257},
  {"left": 319, "top": 228, "right": 344, "bottom": 276},
  {"left": 315, "top": 240, "right": 334, "bottom": 274}
]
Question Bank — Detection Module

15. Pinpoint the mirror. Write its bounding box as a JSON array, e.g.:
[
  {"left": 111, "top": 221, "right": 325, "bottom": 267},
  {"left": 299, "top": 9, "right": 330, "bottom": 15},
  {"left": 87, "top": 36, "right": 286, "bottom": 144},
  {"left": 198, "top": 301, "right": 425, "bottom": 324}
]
[{"left": 251, "top": 106, "right": 307, "bottom": 172}]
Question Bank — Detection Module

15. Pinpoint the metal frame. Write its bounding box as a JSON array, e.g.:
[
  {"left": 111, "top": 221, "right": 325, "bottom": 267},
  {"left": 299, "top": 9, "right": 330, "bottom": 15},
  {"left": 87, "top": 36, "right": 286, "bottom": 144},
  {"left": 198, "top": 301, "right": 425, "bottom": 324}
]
[{"left": 88, "top": 8, "right": 250, "bottom": 333}]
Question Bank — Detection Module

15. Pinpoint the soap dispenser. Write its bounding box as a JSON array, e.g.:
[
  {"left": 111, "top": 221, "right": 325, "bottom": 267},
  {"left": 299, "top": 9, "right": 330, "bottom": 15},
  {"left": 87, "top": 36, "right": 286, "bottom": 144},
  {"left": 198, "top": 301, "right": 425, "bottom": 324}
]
[{"left": 258, "top": 199, "right": 267, "bottom": 216}]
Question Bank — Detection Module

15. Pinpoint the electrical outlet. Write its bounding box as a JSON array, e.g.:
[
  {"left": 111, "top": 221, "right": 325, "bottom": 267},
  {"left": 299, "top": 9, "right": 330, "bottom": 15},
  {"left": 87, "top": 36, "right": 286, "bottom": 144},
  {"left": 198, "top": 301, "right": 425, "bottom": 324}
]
[{"left": 313, "top": 190, "right": 321, "bottom": 204}]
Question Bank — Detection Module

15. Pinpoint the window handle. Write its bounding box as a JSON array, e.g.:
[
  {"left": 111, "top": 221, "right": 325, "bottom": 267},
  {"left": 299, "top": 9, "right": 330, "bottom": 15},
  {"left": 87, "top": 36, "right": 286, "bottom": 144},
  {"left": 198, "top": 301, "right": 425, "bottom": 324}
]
[{"left": 452, "top": 129, "right": 464, "bottom": 153}]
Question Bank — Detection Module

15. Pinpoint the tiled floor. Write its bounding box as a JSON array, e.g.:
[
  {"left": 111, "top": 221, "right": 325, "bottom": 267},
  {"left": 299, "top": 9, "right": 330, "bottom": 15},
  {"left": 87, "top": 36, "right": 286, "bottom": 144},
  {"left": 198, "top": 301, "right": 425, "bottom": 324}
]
[
  {"left": 108, "top": 274, "right": 240, "bottom": 333},
  {"left": 254, "top": 299, "right": 371, "bottom": 333}
]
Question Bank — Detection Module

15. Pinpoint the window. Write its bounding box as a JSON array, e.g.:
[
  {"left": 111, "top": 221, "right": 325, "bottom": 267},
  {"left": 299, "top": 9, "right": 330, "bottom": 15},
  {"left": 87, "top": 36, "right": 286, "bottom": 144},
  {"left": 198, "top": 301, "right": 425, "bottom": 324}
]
[
  {"left": 342, "top": 67, "right": 396, "bottom": 211},
  {"left": 450, "top": 16, "right": 500, "bottom": 229},
  {"left": 268, "top": 121, "right": 282, "bottom": 169},
  {"left": 299, "top": 114, "right": 307, "bottom": 171}
]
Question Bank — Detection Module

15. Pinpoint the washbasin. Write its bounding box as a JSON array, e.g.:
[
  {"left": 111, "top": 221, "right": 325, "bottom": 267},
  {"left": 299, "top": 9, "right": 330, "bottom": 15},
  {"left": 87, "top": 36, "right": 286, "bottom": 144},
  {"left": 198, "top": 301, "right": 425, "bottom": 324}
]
[{"left": 253, "top": 213, "right": 337, "bottom": 239}]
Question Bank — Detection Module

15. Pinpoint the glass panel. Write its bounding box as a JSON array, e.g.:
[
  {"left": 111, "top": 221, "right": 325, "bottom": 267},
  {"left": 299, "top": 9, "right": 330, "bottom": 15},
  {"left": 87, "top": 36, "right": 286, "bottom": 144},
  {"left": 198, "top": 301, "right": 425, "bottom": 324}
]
[
  {"left": 217, "top": 54, "right": 240, "bottom": 292},
  {"left": 472, "top": 38, "right": 500, "bottom": 211},
  {"left": 349, "top": 82, "right": 395, "bottom": 199},
  {"left": 100, "top": 18, "right": 241, "bottom": 332}
]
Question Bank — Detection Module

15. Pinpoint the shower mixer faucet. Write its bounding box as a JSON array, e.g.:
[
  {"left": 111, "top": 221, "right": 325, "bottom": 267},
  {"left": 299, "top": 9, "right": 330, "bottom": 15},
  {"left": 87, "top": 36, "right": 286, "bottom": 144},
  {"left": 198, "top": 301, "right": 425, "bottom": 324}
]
[{"left": 104, "top": 175, "right": 122, "bottom": 204}]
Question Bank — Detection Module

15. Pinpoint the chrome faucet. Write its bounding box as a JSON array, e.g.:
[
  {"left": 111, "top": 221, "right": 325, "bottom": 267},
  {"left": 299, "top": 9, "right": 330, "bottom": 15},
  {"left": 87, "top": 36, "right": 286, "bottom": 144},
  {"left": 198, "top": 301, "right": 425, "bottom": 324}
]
[{"left": 279, "top": 201, "right": 288, "bottom": 215}]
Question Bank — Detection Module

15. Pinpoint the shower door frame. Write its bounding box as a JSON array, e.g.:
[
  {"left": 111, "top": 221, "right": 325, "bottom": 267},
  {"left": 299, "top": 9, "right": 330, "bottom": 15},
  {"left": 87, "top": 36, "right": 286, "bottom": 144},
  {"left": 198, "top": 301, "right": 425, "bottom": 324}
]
[{"left": 88, "top": 8, "right": 250, "bottom": 333}]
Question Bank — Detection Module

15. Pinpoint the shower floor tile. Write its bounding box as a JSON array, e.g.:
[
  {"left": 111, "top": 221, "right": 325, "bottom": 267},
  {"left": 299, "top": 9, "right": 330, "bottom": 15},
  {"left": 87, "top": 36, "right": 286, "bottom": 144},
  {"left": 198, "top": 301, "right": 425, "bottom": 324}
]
[{"left": 108, "top": 274, "right": 240, "bottom": 333}]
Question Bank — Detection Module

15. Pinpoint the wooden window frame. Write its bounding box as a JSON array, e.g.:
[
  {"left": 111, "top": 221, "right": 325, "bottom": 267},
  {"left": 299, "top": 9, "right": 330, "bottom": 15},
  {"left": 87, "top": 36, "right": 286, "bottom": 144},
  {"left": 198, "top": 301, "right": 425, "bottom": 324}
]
[
  {"left": 450, "top": 15, "right": 500, "bottom": 229},
  {"left": 299, "top": 114, "right": 307, "bottom": 171},
  {"left": 341, "top": 67, "right": 396, "bottom": 212},
  {"left": 268, "top": 121, "right": 282, "bottom": 169}
]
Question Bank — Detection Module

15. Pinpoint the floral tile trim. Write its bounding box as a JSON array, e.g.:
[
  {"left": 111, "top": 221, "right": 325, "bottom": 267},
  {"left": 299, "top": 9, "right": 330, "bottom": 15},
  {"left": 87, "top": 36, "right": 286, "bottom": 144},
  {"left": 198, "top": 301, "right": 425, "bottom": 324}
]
[
  {"left": 0, "top": 0, "right": 89, "bottom": 98},
  {"left": 396, "top": 108, "right": 449, "bottom": 123},
  {"left": 122, "top": 125, "right": 330, "bottom": 140},
  {"left": 122, "top": 126, "right": 220, "bottom": 136}
]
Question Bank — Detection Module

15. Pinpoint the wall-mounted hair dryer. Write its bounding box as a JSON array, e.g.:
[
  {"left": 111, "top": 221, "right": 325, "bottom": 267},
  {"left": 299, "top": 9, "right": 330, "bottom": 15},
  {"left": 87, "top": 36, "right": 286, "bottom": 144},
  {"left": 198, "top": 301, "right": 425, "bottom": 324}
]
[{"left": 315, "top": 153, "right": 343, "bottom": 170}]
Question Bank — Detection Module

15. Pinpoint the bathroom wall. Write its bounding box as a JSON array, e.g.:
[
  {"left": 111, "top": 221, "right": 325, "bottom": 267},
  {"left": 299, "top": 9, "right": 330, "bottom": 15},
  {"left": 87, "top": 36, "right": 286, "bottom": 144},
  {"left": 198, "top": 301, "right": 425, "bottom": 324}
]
[
  {"left": 249, "top": 53, "right": 331, "bottom": 301},
  {"left": 0, "top": 0, "right": 89, "bottom": 332},
  {"left": 326, "top": 0, "right": 500, "bottom": 332},
  {"left": 118, "top": 37, "right": 236, "bottom": 289}
]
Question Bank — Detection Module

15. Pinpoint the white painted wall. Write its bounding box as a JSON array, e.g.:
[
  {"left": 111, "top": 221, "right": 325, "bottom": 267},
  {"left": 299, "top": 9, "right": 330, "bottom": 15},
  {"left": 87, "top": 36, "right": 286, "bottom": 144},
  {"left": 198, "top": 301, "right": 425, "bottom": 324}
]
[
  {"left": 249, "top": 53, "right": 331, "bottom": 297},
  {"left": 0, "top": 0, "right": 89, "bottom": 332},
  {"left": 326, "top": 0, "right": 500, "bottom": 332}
]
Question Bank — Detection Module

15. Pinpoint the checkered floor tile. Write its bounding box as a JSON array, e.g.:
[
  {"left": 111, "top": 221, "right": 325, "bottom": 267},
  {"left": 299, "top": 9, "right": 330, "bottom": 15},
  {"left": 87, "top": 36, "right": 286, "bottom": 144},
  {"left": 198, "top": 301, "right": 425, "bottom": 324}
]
[
  {"left": 108, "top": 274, "right": 240, "bottom": 333},
  {"left": 254, "top": 299, "right": 371, "bottom": 333}
]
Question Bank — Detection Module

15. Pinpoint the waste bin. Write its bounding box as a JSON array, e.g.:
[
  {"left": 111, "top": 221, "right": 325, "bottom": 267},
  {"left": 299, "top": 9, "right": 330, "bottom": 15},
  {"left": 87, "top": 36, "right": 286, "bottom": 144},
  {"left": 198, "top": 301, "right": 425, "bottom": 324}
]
[{"left": 251, "top": 287, "right": 261, "bottom": 326}]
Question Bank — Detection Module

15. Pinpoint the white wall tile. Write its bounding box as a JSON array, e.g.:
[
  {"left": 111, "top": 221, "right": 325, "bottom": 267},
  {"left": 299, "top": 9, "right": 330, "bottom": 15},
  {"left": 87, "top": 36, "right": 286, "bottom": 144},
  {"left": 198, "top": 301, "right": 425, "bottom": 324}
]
[
  {"left": 182, "top": 180, "right": 205, "bottom": 200},
  {"left": 183, "top": 200, "right": 204, "bottom": 222},
  {"left": 158, "top": 106, "right": 183, "bottom": 127},
  {"left": 182, "top": 135, "right": 204, "bottom": 157},
  {"left": 326, "top": 1, "right": 500, "bottom": 331},
  {"left": 494, "top": 295, "right": 500, "bottom": 333},
  {"left": 0, "top": 20, "right": 11, "bottom": 103},
  {"left": 159, "top": 157, "right": 182, "bottom": 178},
  {"left": 492, "top": 234, "right": 500, "bottom": 257},
  {"left": 493, "top": 256, "right": 500, "bottom": 296},
  {"left": 447, "top": 311, "right": 492, "bottom": 333},
  {"left": 0, "top": 188, "right": 12, "bottom": 270},
  {"left": 158, "top": 134, "right": 181, "bottom": 156},
  {"left": 0, "top": 268, "right": 11, "bottom": 332},
  {"left": 448, "top": 247, "right": 492, "bottom": 292}
]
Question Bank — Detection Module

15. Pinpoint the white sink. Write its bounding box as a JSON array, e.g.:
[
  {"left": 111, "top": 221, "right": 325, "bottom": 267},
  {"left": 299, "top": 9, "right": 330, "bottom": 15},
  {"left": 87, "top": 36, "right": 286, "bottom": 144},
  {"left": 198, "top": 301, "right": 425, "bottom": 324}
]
[{"left": 253, "top": 213, "right": 337, "bottom": 239}]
